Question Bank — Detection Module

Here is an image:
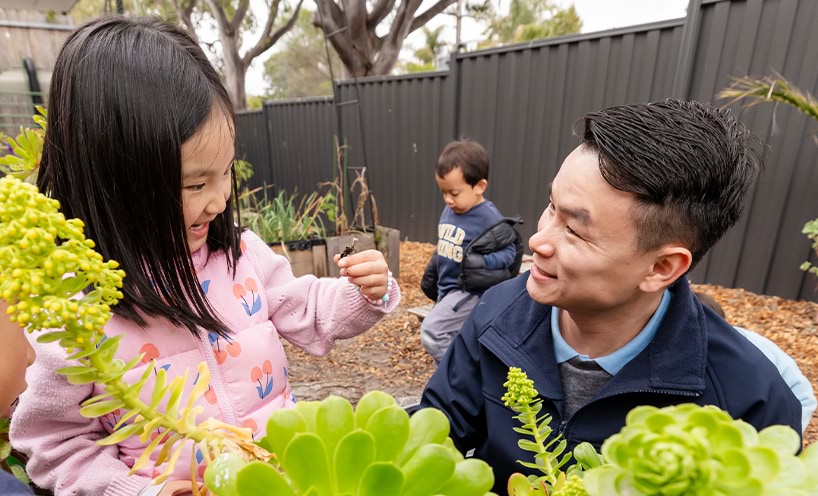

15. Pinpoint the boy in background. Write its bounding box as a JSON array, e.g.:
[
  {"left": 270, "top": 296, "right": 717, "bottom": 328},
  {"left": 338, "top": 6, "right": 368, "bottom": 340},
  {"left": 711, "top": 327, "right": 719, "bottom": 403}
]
[{"left": 421, "top": 139, "right": 523, "bottom": 363}]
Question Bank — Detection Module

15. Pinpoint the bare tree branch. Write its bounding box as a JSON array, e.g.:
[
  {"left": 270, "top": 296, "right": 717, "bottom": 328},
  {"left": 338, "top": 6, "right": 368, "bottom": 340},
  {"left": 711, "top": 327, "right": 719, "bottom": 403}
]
[
  {"left": 410, "top": 0, "right": 456, "bottom": 33},
  {"left": 205, "top": 0, "right": 232, "bottom": 36},
  {"left": 229, "top": 0, "right": 251, "bottom": 34},
  {"left": 367, "top": 0, "right": 395, "bottom": 28},
  {"left": 243, "top": 0, "right": 305, "bottom": 64},
  {"left": 172, "top": 0, "right": 200, "bottom": 42}
]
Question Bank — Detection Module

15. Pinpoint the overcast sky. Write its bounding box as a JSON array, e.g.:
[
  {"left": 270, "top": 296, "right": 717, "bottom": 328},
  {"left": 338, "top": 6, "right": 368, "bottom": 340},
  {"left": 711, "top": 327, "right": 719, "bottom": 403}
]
[{"left": 245, "top": 0, "right": 689, "bottom": 96}]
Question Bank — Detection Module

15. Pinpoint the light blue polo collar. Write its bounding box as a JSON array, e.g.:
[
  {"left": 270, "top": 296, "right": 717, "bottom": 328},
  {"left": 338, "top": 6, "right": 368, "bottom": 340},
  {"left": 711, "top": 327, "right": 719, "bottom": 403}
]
[{"left": 551, "top": 290, "right": 672, "bottom": 375}]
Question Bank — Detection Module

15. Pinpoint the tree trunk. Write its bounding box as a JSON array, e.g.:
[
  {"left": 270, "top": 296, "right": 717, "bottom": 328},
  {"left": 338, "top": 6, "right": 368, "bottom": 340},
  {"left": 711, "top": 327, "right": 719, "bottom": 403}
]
[
  {"left": 219, "top": 31, "right": 248, "bottom": 110},
  {"left": 314, "top": 0, "right": 455, "bottom": 77}
]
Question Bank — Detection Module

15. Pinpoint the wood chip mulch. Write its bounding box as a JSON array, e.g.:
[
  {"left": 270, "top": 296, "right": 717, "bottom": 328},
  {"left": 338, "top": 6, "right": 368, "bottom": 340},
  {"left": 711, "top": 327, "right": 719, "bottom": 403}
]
[{"left": 284, "top": 241, "right": 818, "bottom": 445}]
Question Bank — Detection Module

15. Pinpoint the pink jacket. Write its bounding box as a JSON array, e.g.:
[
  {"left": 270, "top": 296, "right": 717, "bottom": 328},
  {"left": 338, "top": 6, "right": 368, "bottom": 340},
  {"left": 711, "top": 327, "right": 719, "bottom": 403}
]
[{"left": 10, "top": 230, "right": 400, "bottom": 496}]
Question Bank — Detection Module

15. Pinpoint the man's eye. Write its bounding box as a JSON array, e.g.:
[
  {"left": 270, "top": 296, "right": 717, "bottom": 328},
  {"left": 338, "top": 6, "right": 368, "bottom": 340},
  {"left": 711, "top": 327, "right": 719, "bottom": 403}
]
[{"left": 567, "top": 225, "right": 579, "bottom": 237}]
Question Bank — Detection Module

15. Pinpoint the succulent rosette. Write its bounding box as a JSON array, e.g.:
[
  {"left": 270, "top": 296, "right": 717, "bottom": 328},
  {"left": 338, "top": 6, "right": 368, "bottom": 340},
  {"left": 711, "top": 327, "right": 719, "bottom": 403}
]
[
  {"left": 582, "top": 403, "right": 818, "bottom": 496},
  {"left": 205, "top": 391, "right": 497, "bottom": 496}
]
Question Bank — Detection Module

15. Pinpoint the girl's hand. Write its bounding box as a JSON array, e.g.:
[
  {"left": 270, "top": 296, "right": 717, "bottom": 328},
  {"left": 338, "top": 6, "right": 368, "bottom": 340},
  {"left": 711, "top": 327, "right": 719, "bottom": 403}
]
[{"left": 334, "top": 249, "right": 389, "bottom": 300}]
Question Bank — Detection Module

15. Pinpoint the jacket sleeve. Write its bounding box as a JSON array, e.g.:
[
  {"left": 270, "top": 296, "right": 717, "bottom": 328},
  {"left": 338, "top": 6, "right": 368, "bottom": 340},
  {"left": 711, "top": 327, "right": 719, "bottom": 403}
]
[
  {"left": 482, "top": 244, "right": 516, "bottom": 270},
  {"left": 10, "top": 338, "right": 152, "bottom": 496},
  {"left": 418, "top": 310, "right": 485, "bottom": 453},
  {"left": 734, "top": 327, "right": 817, "bottom": 433},
  {"left": 421, "top": 253, "right": 439, "bottom": 301},
  {"left": 243, "top": 231, "right": 401, "bottom": 356}
]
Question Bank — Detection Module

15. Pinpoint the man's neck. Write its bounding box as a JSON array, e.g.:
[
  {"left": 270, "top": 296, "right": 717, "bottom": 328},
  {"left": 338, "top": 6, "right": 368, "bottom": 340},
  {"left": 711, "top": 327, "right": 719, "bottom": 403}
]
[{"left": 559, "top": 292, "right": 664, "bottom": 359}]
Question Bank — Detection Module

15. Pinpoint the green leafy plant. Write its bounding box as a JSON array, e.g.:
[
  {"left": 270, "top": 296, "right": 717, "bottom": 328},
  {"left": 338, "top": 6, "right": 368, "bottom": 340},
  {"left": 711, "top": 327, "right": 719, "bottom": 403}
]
[
  {"left": 233, "top": 159, "right": 254, "bottom": 186},
  {"left": 205, "top": 391, "right": 496, "bottom": 496},
  {"left": 0, "top": 106, "right": 47, "bottom": 183},
  {"left": 502, "top": 368, "right": 592, "bottom": 496},
  {"left": 719, "top": 74, "right": 818, "bottom": 279},
  {"left": 0, "top": 418, "right": 29, "bottom": 486},
  {"left": 240, "top": 188, "right": 333, "bottom": 245}
]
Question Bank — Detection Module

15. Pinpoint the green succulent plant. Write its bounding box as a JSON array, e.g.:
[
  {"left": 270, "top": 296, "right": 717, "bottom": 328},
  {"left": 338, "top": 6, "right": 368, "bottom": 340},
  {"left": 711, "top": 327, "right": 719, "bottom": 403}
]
[
  {"left": 581, "top": 404, "right": 818, "bottom": 496},
  {"left": 205, "top": 391, "right": 496, "bottom": 496}
]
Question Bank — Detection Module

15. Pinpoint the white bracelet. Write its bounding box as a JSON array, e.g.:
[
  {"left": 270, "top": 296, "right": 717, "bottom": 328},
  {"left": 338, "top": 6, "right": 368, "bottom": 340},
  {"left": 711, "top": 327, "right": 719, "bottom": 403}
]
[{"left": 362, "top": 270, "right": 393, "bottom": 306}]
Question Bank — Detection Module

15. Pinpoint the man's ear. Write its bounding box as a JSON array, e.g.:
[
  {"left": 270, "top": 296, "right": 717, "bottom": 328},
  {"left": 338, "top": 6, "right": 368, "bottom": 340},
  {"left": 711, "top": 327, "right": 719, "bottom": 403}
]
[
  {"left": 474, "top": 179, "right": 488, "bottom": 195},
  {"left": 639, "top": 246, "right": 692, "bottom": 293}
]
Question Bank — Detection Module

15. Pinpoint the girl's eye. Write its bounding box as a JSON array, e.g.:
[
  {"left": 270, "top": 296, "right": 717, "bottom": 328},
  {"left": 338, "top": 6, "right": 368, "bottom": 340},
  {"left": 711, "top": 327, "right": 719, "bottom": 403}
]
[
  {"left": 188, "top": 184, "right": 205, "bottom": 191},
  {"left": 224, "top": 166, "right": 232, "bottom": 177}
]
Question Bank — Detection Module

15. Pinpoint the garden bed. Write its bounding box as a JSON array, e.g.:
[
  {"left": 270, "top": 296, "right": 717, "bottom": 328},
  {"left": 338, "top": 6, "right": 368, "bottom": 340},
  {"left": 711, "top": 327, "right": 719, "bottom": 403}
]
[{"left": 285, "top": 241, "right": 818, "bottom": 445}]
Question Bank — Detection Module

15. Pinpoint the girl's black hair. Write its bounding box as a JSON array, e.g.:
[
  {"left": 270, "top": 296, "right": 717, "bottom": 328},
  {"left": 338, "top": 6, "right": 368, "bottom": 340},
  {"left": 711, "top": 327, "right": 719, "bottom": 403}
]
[{"left": 38, "top": 16, "right": 242, "bottom": 337}]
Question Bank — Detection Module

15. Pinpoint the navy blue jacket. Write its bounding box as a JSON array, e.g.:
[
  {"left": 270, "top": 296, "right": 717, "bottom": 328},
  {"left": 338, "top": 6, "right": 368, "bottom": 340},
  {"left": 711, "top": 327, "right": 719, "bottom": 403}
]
[{"left": 419, "top": 273, "right": 802, "bottom": 495}]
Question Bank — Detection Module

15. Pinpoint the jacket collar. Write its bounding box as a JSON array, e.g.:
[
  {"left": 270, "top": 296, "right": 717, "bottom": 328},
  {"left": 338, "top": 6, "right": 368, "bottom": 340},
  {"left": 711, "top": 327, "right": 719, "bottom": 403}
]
[{"left": 479, "top": 276, "right": 706, "bottom": 401}]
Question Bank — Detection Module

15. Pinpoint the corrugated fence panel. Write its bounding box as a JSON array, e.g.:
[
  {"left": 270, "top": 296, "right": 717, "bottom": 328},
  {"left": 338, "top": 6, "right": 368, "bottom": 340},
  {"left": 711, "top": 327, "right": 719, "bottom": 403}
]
[
  {"left": 455, "top": 20, "right": 685, "bottom": 244},
  {"left": 684, "top": 0, "right": 818, "bottom": 301},
  {"left": 263, "top": 97, "right": 336, "bottom": 197},
  {"left": 336, "top": 72, "right": 452, "bottom": 242},
  {"left": 235, "top": 110, "right": 271, "bottom": 190}
]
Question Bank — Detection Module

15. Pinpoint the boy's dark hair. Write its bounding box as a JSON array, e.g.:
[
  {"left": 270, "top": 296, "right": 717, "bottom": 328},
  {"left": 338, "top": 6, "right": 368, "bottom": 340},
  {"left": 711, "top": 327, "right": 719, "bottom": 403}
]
[
  {"left": 435, "top": 139, "right": 490, "bottom": 186},
  {"left": 577, "top": 99, "right": 763, "bottom": 268},
  {"left": 38, "top": 16, "right": 241, "bottom": 337}
]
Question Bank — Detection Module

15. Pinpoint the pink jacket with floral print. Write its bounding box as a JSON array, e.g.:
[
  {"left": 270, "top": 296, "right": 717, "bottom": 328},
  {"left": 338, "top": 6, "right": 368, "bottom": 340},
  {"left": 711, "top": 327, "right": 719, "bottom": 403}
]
[{"left": 10, "top": 230, "right": 400, "bottom": 496}]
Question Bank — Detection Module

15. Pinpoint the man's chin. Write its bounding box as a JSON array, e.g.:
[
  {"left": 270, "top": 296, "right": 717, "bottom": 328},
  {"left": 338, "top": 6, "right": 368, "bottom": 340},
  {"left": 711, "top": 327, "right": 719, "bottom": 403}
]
[{"left": 526, "top": 281, "right": 559, "bottom": 306}]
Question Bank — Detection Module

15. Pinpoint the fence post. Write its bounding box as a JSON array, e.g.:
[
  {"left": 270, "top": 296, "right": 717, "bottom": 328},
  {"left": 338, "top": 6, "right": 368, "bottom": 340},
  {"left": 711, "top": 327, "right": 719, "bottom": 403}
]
[
  {"left": 262, "top": 101, "right": 276, "bottom": 189},
  {"left": 450, "top": 51, "right": 462, "bottom": 140},
  {"left": 22, "top": 58, "right": 43, "bottom": 113},
  {"left": 671, "top": 0, "right": 705, "bottom": 99}
]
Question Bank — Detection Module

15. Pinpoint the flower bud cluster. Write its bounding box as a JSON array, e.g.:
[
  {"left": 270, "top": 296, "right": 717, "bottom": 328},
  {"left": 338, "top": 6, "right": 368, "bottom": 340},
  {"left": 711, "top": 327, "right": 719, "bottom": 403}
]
[
  {"left": 501, "top": 366, "right": 539, "bottom": 408},
  {"left": 0, "top": 176, "right": 124, "bottom": 345}
]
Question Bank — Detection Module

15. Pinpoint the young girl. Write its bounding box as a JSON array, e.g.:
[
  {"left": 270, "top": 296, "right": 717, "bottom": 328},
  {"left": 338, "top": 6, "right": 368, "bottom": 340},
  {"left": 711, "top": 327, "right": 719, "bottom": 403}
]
[{"left": 10, "top": 16, "right": 400, "bottom": 496}]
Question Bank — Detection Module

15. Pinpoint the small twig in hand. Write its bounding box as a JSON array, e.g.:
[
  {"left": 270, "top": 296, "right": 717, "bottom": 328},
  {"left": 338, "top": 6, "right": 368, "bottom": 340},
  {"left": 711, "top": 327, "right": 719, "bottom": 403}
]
[{"left": 339, "top": 237, "right": 358, "bottom": 259}]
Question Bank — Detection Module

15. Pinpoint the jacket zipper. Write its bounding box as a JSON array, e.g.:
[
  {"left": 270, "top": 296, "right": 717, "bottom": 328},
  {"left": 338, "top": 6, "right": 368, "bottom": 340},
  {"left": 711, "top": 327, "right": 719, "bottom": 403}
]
[
  {"left": 198, "top": 333, "right": 239, "bottom": 426},
  {"left": 558, "top": 389, "right": 701, "bottom": 436}
]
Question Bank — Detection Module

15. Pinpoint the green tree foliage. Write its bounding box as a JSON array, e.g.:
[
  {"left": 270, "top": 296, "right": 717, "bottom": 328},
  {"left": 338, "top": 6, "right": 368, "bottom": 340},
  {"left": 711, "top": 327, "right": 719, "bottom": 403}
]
[
  {"left": 403, "top": 25, "right": 448, "bottom": 74},
  {"left": 263, "top": 9, "right": 338, "bottom": 99},
  {"left": 474, "top": 0, "right": 581, "bottom": 47}
]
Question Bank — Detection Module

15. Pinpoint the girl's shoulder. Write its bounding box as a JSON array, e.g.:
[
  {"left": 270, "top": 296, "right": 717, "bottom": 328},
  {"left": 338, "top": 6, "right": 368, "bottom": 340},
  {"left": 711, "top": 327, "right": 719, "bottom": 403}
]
[
  {"left": 236, "top": 229, "right": 291, "bottom": 281},
  {"left": 239, "top": 229, "right": 270, "bottom": 263}
]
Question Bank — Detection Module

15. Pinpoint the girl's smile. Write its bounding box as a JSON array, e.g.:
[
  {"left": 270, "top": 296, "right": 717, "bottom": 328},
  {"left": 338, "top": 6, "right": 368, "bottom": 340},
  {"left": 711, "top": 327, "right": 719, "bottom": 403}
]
[{"left": 189, "top": 222, "right": 210, "bottom": 240}]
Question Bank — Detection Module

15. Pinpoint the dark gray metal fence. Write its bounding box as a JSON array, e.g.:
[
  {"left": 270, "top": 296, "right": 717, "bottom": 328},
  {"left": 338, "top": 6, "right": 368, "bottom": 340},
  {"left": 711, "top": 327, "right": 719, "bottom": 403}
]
[{"left": 236, "top": 0, "right": 818, "bottom": 302}]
